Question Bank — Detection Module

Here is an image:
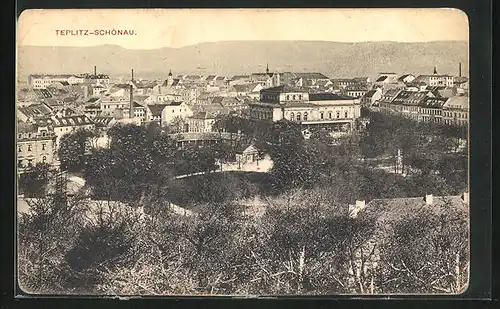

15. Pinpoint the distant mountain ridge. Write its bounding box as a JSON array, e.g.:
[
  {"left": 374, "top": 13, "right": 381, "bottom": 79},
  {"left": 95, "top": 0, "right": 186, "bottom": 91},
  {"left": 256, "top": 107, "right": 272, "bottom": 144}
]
[{"left": 17, "top": 40, "right": 469, "bottom": 81}]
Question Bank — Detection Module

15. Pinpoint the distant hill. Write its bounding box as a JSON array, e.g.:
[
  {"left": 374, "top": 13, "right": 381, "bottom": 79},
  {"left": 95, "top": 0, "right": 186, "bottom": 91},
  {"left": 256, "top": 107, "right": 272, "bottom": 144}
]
[{"left": 17, "top": 40, "right": 468, "bottom": 81}]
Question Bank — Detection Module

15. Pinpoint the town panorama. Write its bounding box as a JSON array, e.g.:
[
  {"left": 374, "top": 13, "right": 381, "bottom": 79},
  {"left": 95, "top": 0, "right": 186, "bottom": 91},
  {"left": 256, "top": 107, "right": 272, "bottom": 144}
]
[{"left": 17, "top": 60, "right": 469, "bottom": 295}]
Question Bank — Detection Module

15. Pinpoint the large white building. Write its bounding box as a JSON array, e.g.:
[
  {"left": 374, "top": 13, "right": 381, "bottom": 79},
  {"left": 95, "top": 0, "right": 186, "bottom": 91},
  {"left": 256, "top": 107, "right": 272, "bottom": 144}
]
[{"left": 248, "top": 85, "right": 361, "bottom": 131}]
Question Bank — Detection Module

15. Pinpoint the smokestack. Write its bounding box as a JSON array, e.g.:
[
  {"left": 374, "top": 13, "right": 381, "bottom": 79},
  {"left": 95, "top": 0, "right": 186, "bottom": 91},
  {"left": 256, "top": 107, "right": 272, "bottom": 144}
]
[
  {"left": 129, "top": 84, "right": 134, "bottom": 119},
  {"left": 131, "top": 69, "right": 134, "bottom": 81},
  {"left": 94, "top": 66, "right": 96, "bottom": 76},
  {"left": 459, "top": 63, "right": 462, "bottom": 77}
]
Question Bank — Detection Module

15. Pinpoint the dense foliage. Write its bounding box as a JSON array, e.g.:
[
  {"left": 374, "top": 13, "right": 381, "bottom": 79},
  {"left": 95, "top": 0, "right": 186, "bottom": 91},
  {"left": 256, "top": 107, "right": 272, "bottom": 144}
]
[{"left": 18, "top": 111, "right": 469, "bottom": 295}]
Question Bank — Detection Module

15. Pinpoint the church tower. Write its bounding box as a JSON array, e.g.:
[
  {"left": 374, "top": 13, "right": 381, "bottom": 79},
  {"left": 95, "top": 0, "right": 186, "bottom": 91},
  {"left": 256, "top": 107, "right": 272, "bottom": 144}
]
[
  {"left": 167, "top": 69, "right": 174, "bottom": 86},
  {"left": 433, "top": 66, "right": 438, "bottom": 75},
  {"left": 266, "top": 63, "right": 270, "bottom": 75}
]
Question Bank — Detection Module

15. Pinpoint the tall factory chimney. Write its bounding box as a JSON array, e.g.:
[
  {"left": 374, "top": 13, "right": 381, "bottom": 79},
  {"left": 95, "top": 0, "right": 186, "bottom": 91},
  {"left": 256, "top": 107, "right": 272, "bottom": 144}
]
[
  {"left": 459, "top": 62, "right": 462, "bottom": 77},
  {"left": 129, "top": 84, "right": 134, "bottom": 119},
  {"left": 94, "top": 65, "right": 97, "bottom": 76},
  {"left": 131, "top": 69, "right": 134, "bottom": 81}
]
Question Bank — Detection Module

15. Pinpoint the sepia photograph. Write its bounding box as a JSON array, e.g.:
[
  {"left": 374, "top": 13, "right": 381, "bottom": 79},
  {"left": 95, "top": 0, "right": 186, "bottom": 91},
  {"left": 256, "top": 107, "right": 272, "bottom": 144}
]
[{"left": 16, "top": 8, "right": 470, "bottom": 296}]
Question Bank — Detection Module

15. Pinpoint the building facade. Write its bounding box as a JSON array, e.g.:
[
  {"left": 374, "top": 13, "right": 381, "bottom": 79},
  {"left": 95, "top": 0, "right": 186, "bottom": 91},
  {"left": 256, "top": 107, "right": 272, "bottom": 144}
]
[
  {"left": 248, "top": 85, "right": 361, "bottom": 131},
  {"left": 17, "top": 123, "right": 57, "bottom": 169}
]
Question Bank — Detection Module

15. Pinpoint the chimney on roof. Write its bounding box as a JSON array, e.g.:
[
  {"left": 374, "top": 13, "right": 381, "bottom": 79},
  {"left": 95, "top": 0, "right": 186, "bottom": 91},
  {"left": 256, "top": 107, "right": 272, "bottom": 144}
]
[
  {"left": 129, "top": 84, "right": 134, "bottom": 119},
  {"left": 94, "top": 66, "right": 97, "bottom": 76},
  {"left": 462, "top": 192, "right": 469, "bottom": 204},
  {"left": 425, "top": 194, "right": 433, "bottom": 205},
  {"left": 459, "top": 62, "right": 462, "bottom": 77}
]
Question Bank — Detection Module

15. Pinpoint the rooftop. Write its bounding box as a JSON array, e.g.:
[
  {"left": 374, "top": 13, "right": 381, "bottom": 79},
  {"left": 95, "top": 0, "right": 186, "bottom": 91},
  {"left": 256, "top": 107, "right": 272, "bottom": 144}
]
[
  {"left": 294, "top": 72, "right": 330, "bottom": 80},
  {"left": 261, "top": 85, "right": 307, "bottom": 93},
  {"left": 309, "top": 93, "right": 355, "bottom": 101}
]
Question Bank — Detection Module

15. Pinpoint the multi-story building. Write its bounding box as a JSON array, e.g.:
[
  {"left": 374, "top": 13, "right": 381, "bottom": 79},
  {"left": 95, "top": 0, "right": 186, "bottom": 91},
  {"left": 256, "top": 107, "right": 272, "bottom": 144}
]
[
  {"left": 414, "top": 67, "right": 455, "bottom": 87},
  {"left": 248, "top": 85, "right": 360, "bottom": 131},
  {"left": 17, "top": 102, "right": 54, "bottom": 122},
  {"left": 17, "top": 122, "right": 57, "bottom": 170},
  {"left": 33, "top": 115, "right": 96, "bottom": 148},
  {"left": 186, "top": 112, "right": 217, "bottom": 133},
  {"left": 442, "top": 96, "right": 469, "bottom": 126},
  {"left": 418, "top": 97, "right": 448, "bottom": 123},
  {"left": 361, "top": 88, "right": 383, "bottom": 107},
  {"left": 29, "top": 74, "right": 87, "bottom": 89},
  {"left": 161, "top": 101, "right": 193, "bottom": 125}
]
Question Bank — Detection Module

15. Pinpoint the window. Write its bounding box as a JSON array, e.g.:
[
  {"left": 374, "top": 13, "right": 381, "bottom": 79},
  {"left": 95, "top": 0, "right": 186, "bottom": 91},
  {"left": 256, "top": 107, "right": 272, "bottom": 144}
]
[
  {"left": 18, "top": 160, "right": 23, "bottom": 167},
  {"left": 18, "top": 145, "right": 22, "bottom": 152},
  {"left": 304, "top": 112, "right": 308, "bottom": 121},
  {"left": 28, "top": 133, "right": 32, "bottom": 138},
  {"left": 336, "top": 111, "right": 340, "bottom": 119},
  {"left": 42, "top": 131, "right": 46, "bottom": 136},
  {"left": 293, "top": 95, "right": 296, "bottom": 100},
  {"left": 290, "top": 112, "right": 295, "bottom": 120},
  {"left": 18, "top": 133, "right": 22, "bottom": 139},
  {"left": 320, "top": 112, "right": 324, "bottom": 119},
  {"left": 42, "top": 156, "right": 47, "bottom": 163},
  {"left": 42, "top": 144, "right": 46, "bottom": 150},
  {"left": 299, "top": 95, "right": 302, "bottom": 100},
  {"left": 297, "top": 113, "right": 301, "bottom": 121},
  {"left": 27, "top": 145, "right": 32, "bottom": 152},
  {"left": 329, "top": 112, "right": 332, "bottom": 119},
  {"left": 345, "top": 111, "right": 348, "bottom": 118}
]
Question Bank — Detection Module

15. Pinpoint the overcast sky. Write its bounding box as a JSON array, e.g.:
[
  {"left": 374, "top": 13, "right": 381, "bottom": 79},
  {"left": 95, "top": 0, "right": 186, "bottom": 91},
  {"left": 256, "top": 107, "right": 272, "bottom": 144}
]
[{"left": 17, "top": 8, "right": 469, "bottom": 49}]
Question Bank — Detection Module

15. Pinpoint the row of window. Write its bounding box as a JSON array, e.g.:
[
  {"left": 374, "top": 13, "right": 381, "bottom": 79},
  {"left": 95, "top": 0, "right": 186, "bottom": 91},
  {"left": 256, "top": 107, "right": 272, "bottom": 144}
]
[
  {"left": 18, "top": 156, "right": 48, "bottom": 167},
  {"left": 289, "top": 110, "right": 349, "bottom": 121},
  {"left": 285, "top": 94, "right": 304, "bottom": 101},
  {"left": 18, "top": 131, "right": 49, "bottom": 139},
  {"left": 18, "top": 143, "right": 48, "bottom": 152},
  {"left": 443, "top": 111, "right": 468, "bottom": 119}
]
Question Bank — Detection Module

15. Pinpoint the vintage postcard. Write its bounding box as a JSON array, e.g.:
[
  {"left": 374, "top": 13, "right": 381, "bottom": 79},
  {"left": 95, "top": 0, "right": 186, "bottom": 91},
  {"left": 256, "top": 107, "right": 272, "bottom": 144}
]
[{"left": 16, "top": 8, "right": 469, "bottom": 296}]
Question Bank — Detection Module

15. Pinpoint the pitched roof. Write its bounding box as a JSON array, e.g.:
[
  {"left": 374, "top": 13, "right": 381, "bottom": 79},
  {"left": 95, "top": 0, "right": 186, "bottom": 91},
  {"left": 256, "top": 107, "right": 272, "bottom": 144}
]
[
  {"left": 132, "top": 80, "right": 158, "bottom": 89},
  {"left": 86, "top": 97, "right": 100, "bottom": 103},
  {"left": 18, "top": 104, "right": 53, "bottom": 118},
  {"left": 211, "top": 96, "right": 224, "bottom": 105},
  {"left": 133, "top": 101, "right": 145, "bottom": 108},
  {"left": 33, "top": 89, "right": 53, "bottom": 99},
  {"left": 261, "top": 85, "right": 307, "bottom": 93},
  {"left": 147, "top": 104, "right": 168, "bottom": 116},
  {"left": 233, "top": 84, "right": 254, "bottom": 92},
  {"left": 419, "top": 97, "right": 448, "bottom": 108},
  {"left": 165, "top": 101, "right": 184, "bottom": 106},
  {"left": 190, "top": 111, "right": 216, "bottom": 119},
  {"left": 397, "top": 74, "right": 415, "bottom": 81},
  {"left": 132, "top": 95, "right": 150, "bottom": 102},
  {"left": 231, "top": 75, "right": 250, "bottom": 80},
  {"left": 84, "top": 103, "right": 101, "bottom": 110},
  {"left": 375, "top": 76, "right": 388, "bottom": 82},
  {"left": 443, "top": 96, "right": 469, "bottom": 110},
  {"left": 34, "top": 115, "right": 94, "bottom": 127},
  {"left": 294, "top": 72, "right": 330, "bottom": 79},
  {"left": 363, "top": 90, "right": 378, "bottom": 98},
  {"left": 93, "top": 116, "right": 115, "bottom": 127},
  {"left": 17, "top": 122, "right": 38, "bottom": 133},
  {"left": 309, "top": 93, "right": 354, "bottom": 101}
]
